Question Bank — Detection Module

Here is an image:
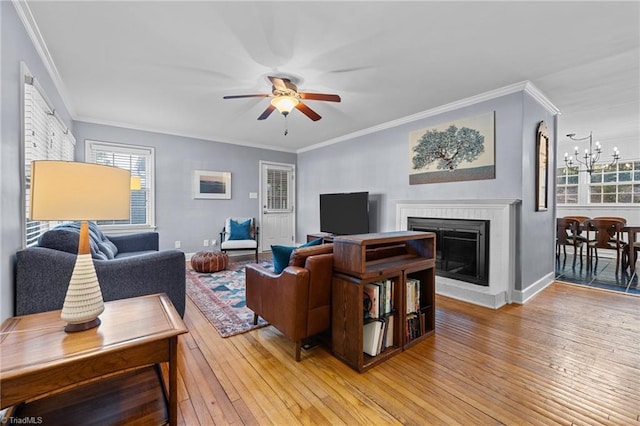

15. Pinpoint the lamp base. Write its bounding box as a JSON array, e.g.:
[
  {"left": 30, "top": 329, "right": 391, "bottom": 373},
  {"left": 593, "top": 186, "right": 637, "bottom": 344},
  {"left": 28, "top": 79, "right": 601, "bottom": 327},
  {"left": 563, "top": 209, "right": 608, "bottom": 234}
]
[{"left": 64, "top": 317, "right": 101, "bottom": 333}]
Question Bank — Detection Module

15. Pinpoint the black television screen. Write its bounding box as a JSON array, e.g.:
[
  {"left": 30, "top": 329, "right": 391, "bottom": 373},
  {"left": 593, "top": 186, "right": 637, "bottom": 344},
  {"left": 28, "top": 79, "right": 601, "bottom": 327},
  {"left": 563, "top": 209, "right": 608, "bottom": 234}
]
[{"left": 320, "top": 192, "right": 369, "bottom": 235}]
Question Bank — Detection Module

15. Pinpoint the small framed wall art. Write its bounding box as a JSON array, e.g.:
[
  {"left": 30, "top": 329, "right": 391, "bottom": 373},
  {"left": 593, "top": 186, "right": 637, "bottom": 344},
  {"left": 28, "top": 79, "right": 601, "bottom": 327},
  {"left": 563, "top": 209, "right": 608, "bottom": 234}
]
[
  {"left": 194, "top": 170, "right": 231, "bottom": 199},
  {"left": 535, "top": 121, "right": 549, "bottom": 211}
]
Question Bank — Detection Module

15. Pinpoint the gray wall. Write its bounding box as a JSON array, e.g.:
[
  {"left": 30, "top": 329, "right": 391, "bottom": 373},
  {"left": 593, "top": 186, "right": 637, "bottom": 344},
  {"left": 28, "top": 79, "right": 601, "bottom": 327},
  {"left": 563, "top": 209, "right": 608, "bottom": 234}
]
[
  {"left": 1, "top": 2, "right": 74, "bottom": 321},
  {"left": 297, "top": 91, "right": 557, "bottom": 293},
  {"left": 73, "top": 122, "right": 296, "bottom": 254}
]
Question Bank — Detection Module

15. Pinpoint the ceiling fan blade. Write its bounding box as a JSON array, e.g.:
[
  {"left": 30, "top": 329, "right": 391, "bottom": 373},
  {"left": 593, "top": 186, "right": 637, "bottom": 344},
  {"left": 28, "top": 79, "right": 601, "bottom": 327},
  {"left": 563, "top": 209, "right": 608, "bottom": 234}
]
[
  {"left": 268, "top": 76, "right": 288, "bottom": 91},
  {"left": 257, "top": 104, "right": 276, "bottom": 120},
  {"left": 223, "top": 94, "right": 270, "bottom": 99},
  {"left": 295, "top": 102, "right": 321, "bottom": 121},
  {"left": 299, "top": 93, "right": 341, "bottom": 102}
]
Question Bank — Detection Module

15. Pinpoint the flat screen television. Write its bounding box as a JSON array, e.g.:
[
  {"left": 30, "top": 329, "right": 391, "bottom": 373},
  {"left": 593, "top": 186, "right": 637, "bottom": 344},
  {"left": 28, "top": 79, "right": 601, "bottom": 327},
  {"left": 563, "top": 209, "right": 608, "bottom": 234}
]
[{"left": 320, "top": 191, "right": 369, "bottom": 235}]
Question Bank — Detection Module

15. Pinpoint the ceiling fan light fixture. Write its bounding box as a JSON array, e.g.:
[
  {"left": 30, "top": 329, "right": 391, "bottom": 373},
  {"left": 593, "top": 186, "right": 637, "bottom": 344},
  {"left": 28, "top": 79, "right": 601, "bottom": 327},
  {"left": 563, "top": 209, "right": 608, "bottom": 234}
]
[{"left": 271, "top": 96, "right": 299, "bottom": 116}]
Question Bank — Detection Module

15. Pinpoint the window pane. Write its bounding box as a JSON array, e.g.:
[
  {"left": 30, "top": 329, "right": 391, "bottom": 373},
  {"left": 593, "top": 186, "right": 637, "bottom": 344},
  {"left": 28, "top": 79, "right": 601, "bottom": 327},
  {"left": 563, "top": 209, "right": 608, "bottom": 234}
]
[
  {"left": 590, "top": 174, "right": 602, "bottom": 183},
  {"left": 567, "top": 175, "right": 579, "bottom": 185},
  {"left": 603, "top": 193, "right": 616, "bottom": 203},
  {"left": 590, "top": 193, "right": 601, "bottom": 203},
  {"left": 603, "top": 173, "right": 617, "bottom": 183},
  {"left": 618, "top": 193, "right": 632, "bottom": 203},
  {"left": 88, "top": 141, "right": 153, "bottom": 228},
  {"left": 267, "top": 168, "right": 289, "bottom": 210}
]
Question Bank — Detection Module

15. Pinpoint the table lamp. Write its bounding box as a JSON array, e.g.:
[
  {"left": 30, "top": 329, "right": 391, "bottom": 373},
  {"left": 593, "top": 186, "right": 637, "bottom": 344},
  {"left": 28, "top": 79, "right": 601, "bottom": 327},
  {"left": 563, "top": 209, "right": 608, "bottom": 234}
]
[{"left": 29, "top": 161, "right": 131, "bottom": 332}]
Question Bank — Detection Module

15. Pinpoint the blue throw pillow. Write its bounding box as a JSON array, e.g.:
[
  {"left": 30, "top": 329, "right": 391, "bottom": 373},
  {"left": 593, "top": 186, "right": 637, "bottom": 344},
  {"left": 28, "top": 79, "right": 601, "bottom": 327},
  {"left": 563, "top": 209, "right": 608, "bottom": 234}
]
[
  {"left": 271, "top": 244, "right": 296, "bottom": 274},
  {"left": 228, "top": 219, "right": 252, "bottom": 240},
  {"left": 271, "top": 238, "right": 323, "bottom": 274},
  {"left": 302, "top": 237, "right": 323, "bottom": 248}
]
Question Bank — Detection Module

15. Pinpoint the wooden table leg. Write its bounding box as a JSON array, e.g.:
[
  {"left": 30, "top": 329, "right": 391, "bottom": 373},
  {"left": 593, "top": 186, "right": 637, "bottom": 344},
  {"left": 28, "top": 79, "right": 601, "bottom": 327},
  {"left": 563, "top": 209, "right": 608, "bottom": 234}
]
[
  {"left": 169, "top": 336, "right": 178, "bottom": 425},
  {"left": 629, "top": 230, "right": 636, "bottom": 274}
]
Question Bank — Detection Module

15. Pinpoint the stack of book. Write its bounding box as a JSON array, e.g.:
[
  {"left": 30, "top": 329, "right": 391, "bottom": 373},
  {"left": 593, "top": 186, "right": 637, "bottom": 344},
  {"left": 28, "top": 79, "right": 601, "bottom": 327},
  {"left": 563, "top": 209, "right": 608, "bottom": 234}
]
[
  {"left": 406, "top": 278, "right": 421, "bottom": 314},
  {"left": 405, "top": 278, "right": 423, "bottom": 341},
  {"left": 363, "top": 279, "right": 393, "bottom": 319},
  {"left": 363, "top": 316, "right": 394, "bottom": 356},
  {"left": 362, "top": 279, "right": 395, "bottom": 356}
]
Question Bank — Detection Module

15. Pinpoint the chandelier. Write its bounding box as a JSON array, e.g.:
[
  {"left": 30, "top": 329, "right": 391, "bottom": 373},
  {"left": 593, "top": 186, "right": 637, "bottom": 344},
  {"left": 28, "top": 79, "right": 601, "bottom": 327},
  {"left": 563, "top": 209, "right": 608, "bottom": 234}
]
[{"left": 563, "top": 132, "right": 620, "bottom": 174}]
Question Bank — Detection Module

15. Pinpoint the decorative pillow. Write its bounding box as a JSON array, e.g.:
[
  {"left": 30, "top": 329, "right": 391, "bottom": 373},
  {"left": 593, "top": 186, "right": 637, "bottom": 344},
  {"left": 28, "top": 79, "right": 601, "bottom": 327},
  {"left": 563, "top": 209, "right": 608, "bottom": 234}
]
[
  {"left": 271, "top": 238, "right": 324, "bottom": 274},
  {"left": 228, "top": 219, "right": 252, "bottom": 240},
  {"left": 271, "top": 244, "right": 296, "bottom": 274}
]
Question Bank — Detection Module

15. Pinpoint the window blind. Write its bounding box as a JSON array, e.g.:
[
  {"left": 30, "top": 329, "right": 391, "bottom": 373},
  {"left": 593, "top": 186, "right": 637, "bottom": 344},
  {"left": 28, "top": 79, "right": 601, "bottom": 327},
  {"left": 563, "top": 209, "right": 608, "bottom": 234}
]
[
  {"left": 267, "top": 168, "right": 290, "bottom": 210},
  {"left": 86, "top": 140, "right": 154, "bottom": 229},
  {"left": 24, "top": 81, "right": 76, "bottom": 246}
]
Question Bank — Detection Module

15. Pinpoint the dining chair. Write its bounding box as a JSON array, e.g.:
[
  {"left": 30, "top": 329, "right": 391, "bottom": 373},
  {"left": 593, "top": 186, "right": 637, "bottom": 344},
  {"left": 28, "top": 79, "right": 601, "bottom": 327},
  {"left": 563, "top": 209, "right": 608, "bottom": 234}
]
[
  {"left": 563, "top": 215, "right": 590, "bottom": 225},
  {"left": 584, "top": 219, "right": 628, "bottom": 275},
  {"left": 592, "top": 216, "right": 627, "bottom": 225},
  {"left": 556, "top": 218, "right": 583, "bottom": 268}
]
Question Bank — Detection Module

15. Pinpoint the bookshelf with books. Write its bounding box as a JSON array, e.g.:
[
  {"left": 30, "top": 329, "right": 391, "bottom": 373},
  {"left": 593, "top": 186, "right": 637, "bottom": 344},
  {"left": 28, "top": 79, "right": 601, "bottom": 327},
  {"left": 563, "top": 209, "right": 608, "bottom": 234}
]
[{"left": 331, "top": 231, "right": 436, "bottom": 372}]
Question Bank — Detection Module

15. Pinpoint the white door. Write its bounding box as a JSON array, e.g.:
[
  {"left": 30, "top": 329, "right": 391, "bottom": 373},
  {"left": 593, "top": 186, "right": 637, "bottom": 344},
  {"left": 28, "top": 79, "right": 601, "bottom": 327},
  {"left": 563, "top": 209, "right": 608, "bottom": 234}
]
[{"left": 260, "top": 161, "right": 295, "bottom": 252}]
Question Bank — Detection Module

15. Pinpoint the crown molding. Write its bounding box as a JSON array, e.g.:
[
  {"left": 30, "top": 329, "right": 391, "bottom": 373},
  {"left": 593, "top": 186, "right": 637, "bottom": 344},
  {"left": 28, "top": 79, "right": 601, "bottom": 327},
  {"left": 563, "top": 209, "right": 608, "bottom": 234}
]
[
  {"left": 12, "top": 0, "right": 76, "bottom": 116},
  {"left": 74, "top": 116, "right": 298, "bottom": 154},
  {"left": 523, "top": 81, "right": 561, "bottom": 115},
  {"left": 298, "top": 80, "right": 561, "bottom": 154}
]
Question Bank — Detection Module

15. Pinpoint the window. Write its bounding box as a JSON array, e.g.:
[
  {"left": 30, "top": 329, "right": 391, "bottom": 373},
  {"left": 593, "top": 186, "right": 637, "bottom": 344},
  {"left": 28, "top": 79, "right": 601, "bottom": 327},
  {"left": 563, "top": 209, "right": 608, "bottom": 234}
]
[
  {"left": 85, "top": 140, "right": 155, "bottom": 230},
  {"left": 23, "top": 75, "right": 76, "bottom": 246},
  {"left": 266, "top": 167, "right": 292, "bottom": 211},
  {"left": 556, "top": 166, "right": 579, "bottom": 204},
  {"left": 589, "top": 161, "right": 640, "bottom": 204}
]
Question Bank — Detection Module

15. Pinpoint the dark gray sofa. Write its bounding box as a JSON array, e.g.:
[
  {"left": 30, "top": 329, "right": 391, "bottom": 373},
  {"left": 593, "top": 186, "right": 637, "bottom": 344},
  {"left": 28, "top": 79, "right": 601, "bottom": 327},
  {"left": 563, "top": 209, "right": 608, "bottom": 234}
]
[{"left": 15, "top": 222, "right": 186, "bottom": 317}]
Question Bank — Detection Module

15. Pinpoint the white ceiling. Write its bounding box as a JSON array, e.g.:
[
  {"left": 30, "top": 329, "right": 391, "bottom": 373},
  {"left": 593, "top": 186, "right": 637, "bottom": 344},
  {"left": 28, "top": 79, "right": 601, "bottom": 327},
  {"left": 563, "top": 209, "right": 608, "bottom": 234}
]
[{"left": 22, "top": 1, "right": 640, "bottom": 153}]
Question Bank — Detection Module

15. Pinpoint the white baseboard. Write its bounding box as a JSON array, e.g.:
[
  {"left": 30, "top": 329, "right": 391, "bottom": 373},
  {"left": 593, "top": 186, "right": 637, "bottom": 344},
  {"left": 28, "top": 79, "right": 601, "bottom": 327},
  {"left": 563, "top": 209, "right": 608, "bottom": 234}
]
[
  {"left": 511, "top": 272, "right": 555, "bottom": 304},
  {"left": 435, "top": 277, "right": 507, "bottom": 309}
]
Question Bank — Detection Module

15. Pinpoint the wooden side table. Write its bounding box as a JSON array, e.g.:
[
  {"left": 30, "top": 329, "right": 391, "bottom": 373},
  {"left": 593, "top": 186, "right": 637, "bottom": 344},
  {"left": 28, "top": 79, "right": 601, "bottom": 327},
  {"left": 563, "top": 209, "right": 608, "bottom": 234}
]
[{"left": 0, "top": 293, "right": 188, "bottom": 425}]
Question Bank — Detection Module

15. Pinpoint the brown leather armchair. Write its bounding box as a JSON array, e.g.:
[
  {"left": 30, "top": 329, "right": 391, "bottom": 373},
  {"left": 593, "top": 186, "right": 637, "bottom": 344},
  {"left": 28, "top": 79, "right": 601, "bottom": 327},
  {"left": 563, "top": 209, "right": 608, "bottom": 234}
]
[{"left": 245, "top": 244, "right": 333, "bottom": 361}]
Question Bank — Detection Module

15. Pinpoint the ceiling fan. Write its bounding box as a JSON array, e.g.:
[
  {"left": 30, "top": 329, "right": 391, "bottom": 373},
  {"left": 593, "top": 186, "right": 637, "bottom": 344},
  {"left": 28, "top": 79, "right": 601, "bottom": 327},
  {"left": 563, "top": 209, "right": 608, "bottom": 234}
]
[{"left": 223, "top": 76, "right": 341, "bottom": 122}]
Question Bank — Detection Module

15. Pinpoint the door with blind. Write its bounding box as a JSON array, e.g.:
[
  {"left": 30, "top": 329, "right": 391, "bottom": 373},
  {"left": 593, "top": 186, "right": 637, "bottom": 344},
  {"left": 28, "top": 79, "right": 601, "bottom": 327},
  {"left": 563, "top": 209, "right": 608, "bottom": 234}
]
[{"left": 260, "top": 162, "right": 295, "bottom": 251}]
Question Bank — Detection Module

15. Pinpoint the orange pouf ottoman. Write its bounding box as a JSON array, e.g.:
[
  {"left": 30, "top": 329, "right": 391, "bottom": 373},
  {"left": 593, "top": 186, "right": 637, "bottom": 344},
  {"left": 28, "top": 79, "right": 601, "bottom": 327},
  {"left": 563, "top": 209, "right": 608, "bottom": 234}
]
[{"left": 191, "top": 250, "right": 229, "bottom": 273}]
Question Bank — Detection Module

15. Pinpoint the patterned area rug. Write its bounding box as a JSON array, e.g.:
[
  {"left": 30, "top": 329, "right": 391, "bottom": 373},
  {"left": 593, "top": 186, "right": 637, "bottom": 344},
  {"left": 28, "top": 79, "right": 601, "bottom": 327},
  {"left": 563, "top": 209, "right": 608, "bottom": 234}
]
[{"left": 186, "top": 259, "right": 271, "bottom": 337}]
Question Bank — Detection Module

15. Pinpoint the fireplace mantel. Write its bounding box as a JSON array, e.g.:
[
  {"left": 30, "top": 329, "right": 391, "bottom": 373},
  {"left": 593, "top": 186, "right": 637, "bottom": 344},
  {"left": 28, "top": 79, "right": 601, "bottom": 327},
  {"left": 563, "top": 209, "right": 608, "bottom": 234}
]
[{"left": 396, "top": 199, "right": 521, "bottom": 309}]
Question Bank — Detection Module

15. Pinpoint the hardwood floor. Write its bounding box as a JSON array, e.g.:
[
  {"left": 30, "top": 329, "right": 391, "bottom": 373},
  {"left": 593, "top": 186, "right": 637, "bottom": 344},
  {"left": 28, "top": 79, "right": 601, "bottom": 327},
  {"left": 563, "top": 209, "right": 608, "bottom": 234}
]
[{"left": 171, "top": 281, "right": 640, "bottom": 425}]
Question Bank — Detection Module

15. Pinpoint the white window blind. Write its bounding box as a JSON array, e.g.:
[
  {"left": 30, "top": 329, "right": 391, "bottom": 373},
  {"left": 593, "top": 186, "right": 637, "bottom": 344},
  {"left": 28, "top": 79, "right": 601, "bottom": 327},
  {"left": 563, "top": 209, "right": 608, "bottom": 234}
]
[
  {"left": 267, "top": 168, "right": 290, "bottom": 211},
  {"left": 86, "top": 140, "right": 155, "bottom": 230},
  {"left": 24, "top": 81, "right": 76, "bottom": 246}
]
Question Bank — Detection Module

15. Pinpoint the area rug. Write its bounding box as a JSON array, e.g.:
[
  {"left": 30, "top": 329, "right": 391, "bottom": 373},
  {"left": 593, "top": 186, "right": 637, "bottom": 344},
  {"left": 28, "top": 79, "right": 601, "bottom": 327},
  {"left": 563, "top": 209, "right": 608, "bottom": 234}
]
[{"left": 185, "top": 259, "right": 271, "bottom": 337}]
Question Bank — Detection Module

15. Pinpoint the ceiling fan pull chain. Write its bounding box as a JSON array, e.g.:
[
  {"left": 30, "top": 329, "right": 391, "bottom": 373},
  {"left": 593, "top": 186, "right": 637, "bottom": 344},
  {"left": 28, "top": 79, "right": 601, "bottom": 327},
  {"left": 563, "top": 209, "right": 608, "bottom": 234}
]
[{"left": 284, "top": 115, "right": 289, "bottom": 136}]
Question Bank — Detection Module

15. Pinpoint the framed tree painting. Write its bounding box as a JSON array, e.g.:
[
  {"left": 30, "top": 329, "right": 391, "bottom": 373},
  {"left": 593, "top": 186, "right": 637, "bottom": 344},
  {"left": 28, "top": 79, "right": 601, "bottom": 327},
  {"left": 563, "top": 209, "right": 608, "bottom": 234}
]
[
  {"left": 409, "top": 111, "right": 496, "bottom": 184},
  {"left": 535, "top": 121, "right": 549, "bottom": 211},
  {"left": 194, "top": 170, "right": 231, "bottom": 199}
]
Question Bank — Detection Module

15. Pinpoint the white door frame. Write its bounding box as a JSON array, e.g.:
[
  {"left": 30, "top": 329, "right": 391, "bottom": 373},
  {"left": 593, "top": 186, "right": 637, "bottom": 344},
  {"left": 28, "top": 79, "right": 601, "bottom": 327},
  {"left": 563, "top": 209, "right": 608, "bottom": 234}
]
[{"left": 259, "top": 161, "right": 296, "bottom": 252}]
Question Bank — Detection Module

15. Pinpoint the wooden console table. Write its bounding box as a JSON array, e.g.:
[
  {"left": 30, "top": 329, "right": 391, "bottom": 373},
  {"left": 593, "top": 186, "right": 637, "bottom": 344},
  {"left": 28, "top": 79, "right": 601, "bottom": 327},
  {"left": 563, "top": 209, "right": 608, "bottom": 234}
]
[{"left": 0, "top": 293, "right": 188, "bottom": 425}]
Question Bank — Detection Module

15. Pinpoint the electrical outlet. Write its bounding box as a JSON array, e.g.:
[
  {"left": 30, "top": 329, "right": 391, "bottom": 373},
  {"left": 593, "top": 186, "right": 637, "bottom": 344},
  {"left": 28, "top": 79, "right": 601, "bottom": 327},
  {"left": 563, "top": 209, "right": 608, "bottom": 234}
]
[
  {"left": 211, "top": 239, "right": 217, "bottom": 246},
  {"left": 203, "top": 239, "right": 209, "bottom": 247},
  {"left": 174, "top": 241, "right": 181, "bottom": 249}
]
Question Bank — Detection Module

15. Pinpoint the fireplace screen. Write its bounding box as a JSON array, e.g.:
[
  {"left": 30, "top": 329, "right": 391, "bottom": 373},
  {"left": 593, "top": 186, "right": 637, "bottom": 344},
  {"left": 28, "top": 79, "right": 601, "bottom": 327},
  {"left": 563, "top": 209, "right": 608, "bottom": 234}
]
[{"left": 408, "top": 217, "right": 489, "bottom": 286}]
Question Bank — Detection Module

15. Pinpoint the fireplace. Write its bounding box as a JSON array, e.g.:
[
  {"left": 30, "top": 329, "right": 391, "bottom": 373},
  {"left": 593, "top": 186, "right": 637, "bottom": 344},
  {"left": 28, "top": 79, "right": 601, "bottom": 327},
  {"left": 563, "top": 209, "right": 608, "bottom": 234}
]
[
  {"left": 396, "top": 199, "right": 520, "bottom": 309},
  {"left": 408, "top": 217, "right": 489, "bottom": 286}
]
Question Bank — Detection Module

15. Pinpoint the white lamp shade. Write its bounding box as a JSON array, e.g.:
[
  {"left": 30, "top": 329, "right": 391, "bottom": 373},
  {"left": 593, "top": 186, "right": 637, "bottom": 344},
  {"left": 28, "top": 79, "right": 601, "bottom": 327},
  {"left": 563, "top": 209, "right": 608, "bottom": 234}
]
[
  {"left": 30, "top": 161, "right": 131, "bottom": 221},
  {"left": 270, "top": 96, "right": 299, "bottom": 114}
]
